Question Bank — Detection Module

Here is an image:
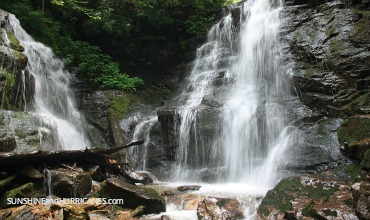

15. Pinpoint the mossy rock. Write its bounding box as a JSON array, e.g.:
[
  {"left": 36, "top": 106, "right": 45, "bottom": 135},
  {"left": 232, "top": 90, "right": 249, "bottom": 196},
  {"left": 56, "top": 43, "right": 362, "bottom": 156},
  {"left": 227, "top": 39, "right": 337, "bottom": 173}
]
[
  {"left": 99, "top": 178, "right": 165, "bottom": 214},
  {"left": 360, "top": 149, "right": 370, "bottom": 170},
  {"left": 0, "top": 175, "right": 17, "bottom": 192},
  {"left": 0, "top": 183, "right": 35, "bottom": 208},
  {"left": 258, "top": 177, "right": 301, "bottom": 216},
  {"left": 338, "top": 115, "right": 370, "bottom": 146},
  {"left": 0, "top": 70, "right": 16, "bottom": 110},
  {"left": 0, "top": 135, "right": 16, "bottom": 152},
  {"left": 6, "top": 31, "right": 24, "bottom": 52},
  {"left": 105, "top": 91, "right": 138, "bottom": 146},
  {"left": 105, "top": 91, "right": 134, "bottom": 120},
  {"left": 342, "top": 93, "right": 370, "bottom": 115},
  {"left": 257, "top": 176, "right": 351, "bottom": 219}
]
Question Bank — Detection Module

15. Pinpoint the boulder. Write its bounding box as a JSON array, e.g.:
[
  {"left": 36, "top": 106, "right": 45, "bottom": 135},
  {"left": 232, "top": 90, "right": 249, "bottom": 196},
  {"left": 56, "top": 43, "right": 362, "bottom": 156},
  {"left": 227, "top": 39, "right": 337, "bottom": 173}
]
[
  {"left": 338, "top": 115, "right": 370, "bottom": 160},
  {"left": 0, "top": 111, "right": 43, "bottom": 153},
  {"left": 2, "top": 205, "right": 39, "bottom": 220},
  {"left": 99, "top": 178, "right": 166, "bottom": 214},
  {"left": 0, "top": 135, "right": 16, "bottom": 152},
  {"left": 0, "top": 183, "right": 36, "bottom": 208},
  {"left": 197, "top": 197, "right": 244, "bottom": 220},
  {"left": 177, "top": 185, "right": 201, "bottom": 192},
  {"left": 50, "top": 168, "right": 92, "bottom": 198},
  {"left": 14, "top": 165, "right": 44, "bottom": 179},
  {"left": 352, "top": 182, "right": 370, "bottom": 219},
  {"left": 0, "top": 45, "right": 28, "bottom": 71},
  {"left": 0, "top": 174, "right": 17, "bottom": 192},
  {"left": 257, "top": 176, "right": 356, "bottom": 219}
]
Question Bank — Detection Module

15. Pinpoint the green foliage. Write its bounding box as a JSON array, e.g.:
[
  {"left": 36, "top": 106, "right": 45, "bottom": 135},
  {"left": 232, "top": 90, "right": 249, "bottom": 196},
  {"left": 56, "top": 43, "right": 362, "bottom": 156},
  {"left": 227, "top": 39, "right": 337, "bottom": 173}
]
[
  {"left": 0, "top": 0, "right": 143, "bottom": 91},
  {"left": 62, "top": 39, "right": 143, "bottom": 90},
  {"left": 1, "top": 0, "right": 237, "bottom": 89}
]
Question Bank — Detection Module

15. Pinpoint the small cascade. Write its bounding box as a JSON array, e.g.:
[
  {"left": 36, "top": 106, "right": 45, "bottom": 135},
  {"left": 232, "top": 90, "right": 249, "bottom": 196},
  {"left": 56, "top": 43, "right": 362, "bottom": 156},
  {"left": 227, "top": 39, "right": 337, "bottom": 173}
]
[
  {"left": 172, "top": 13, "right": 236, "bottom": 180},
  {"left": 128, "top": 116, "right": 158, "bottom": 170},
  {"left": 43, "top": 169, "right": 52, "bottom": 197},
  {"left": 7, "top": 14, "right": 90, "bottom": 150}
]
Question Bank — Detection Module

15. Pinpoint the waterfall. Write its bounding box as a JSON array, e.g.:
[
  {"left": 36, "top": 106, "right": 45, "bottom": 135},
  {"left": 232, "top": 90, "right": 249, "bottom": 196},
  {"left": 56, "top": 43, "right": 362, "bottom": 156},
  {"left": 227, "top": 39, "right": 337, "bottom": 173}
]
[
  {"left": 172, "top": 0, "right": 293, "bottom": 186},
  {"left": 7, "top": 14, "right": 90, "bottom": 150},
  {"left": 129, "top": 116, "right": 158, "bottom": 170}
]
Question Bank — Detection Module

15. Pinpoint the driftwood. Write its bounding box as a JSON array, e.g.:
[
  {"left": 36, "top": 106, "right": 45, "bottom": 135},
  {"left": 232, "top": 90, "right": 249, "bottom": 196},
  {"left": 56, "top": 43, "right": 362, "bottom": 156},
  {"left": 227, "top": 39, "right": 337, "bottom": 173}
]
[{"left": 0, "top": 140, "right": 148, "bottom": 184}]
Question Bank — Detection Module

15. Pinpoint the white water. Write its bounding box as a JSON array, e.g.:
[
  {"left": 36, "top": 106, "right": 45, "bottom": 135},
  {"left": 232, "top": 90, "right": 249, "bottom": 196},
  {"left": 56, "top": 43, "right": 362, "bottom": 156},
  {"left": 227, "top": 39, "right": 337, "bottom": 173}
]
[
  {"left": 129, "top": 116, "right": 158, "bottom": 170},
  {"left": 7, "top": 14, "right": 89, "bottom": 150},
  {"left": 172, "top": 0, "right": 291, "bottom": 188}
]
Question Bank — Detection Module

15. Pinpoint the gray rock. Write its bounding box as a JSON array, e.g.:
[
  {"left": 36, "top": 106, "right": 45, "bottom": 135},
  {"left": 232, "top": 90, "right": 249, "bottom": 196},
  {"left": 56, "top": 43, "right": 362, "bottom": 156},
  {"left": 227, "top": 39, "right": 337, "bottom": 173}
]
[
  {"left": 352, "top": 182, "right": 370, "bottom": 220},
  {"left": 15, "top": 165, "right": 43, "bottom": 179},
  {"left": 1, "top": 205, "right": 39, "bottom": 220},
  {"left": 197, "top": 197, "right": 244, "bottom": 220},
  {"left": 99, "top": 178, "right": 166, "bottom": 214},
  {"left": 282, "top": 1, "right": 370, "bottom": 116},
  {"left": 0, "top": 45, "right": 28, "bottom": 70},
  {"left": 177, "top": 185, "right": 201, "bottom": 192},
  {"left": 161, "top": 215, "right": 172, "bottom": 220},
  {"left": 50, "top": 168, "right": 92, "bottom": 198},
  {"left": 0, "top": 111, "right": 43, "bottom": 153}
]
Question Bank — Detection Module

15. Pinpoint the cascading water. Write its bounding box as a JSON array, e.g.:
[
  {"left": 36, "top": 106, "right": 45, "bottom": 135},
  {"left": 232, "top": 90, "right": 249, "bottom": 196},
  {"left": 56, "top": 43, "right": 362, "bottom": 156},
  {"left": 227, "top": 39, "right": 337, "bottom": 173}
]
[
  {"left": 7, "top": 14, "right": 89, "bottom": 150},
  {"left": 129, "top": 116, "right": 158, "bottom": 170},
  {"left": 172, "top": 0, "right": 293, "bottom": 187}
]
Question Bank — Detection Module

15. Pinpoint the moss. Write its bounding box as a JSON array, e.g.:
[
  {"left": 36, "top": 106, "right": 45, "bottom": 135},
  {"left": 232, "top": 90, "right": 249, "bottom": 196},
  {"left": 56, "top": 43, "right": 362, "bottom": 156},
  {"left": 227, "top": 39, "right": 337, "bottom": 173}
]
[
  {"left": 0, "top": 175, "right": 17, "bottom": 192},
  {"left": 0, "top": 70, "right": 16, "bottom": 110},
  {"left": 337, "top": 116, "right": 370, "bottom": 146},
  {"left": 330, "top": 41, "right": 344, "bottom": 53},
  {"left": 304, "top": 68, "right": 319, "bottom": 78},
  {"left": 302, "top": 200, "right": 316, "bottom": 217},
  {"left": 260, "top": 207, "right": 270, "bottom": 216},
  {"left": 325, "top": 25, "right": 336, "bottom": 37},
  {"left": 105, "top": 91, "right": 132, "bottom": 120},
  {"left": 0, "top": 182, "right": 34, "bottom": 208},
  {"left": 343, "top": 93, "right": 370, "bottom": 114},
  {"left": 6, "top": 31, "right": 24, "bottom": 52},
  {"left": 259, "top": 177, "right": 301, "bottom": 216},
  {"left": 298, "top": 182, "right": 338, "bottom": 201},
  {"left": 346, "top": 163, "right": 367, "bottom": 181},
  {"left": 351, "top": 17, "right": 368, "bottom": 40},
  {"left": 360, "top": 149, "right": 370, "bottom": 170},
  {"left": 354, "top": 10, "right": 370, "bottom": 17}
]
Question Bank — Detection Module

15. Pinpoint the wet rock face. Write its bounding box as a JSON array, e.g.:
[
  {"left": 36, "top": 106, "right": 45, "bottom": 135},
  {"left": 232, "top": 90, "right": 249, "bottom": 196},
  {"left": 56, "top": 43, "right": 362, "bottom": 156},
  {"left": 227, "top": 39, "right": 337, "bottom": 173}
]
[
  {"left": 197, "top": 197, "right": 244, "bottom": 220},
  {"left": 0, "top": 9, "right": 33, "bottom": 111},
  {"left": 74, "top": 87, "right": 111, "bottom": 148},
  {"left": 0, "top": 111, "right": 43, "bottom": 153},
  {"left": 157, "top": 103, "right": 222, "bottom": 173},
  {"left": 257, "top": 176, "right": 359, "bottom": 219},
  {"left": 282, "top": 1, "right": 370, "bottom": 116}
]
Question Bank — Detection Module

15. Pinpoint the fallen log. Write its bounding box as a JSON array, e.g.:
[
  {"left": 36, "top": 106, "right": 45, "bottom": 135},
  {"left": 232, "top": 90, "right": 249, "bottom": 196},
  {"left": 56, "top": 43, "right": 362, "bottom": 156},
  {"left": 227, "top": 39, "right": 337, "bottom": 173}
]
[
  {"left": 0, "top": 140, "right": 144, "bottom": 166},
  {"left": 0, "top": 140, "right": 150, "bottom": 184}
]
